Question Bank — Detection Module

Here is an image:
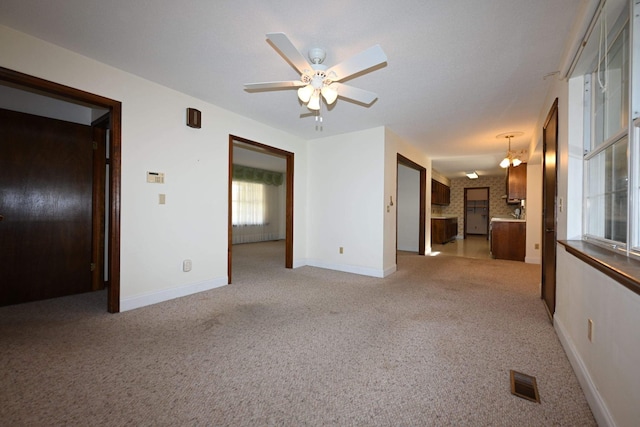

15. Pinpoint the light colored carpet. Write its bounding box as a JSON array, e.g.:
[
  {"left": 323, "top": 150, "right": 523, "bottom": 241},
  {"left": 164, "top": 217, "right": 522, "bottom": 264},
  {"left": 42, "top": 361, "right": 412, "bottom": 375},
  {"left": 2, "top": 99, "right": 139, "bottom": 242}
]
[{"left": 0, "top": 241, "right": 595, "bottom": 426}]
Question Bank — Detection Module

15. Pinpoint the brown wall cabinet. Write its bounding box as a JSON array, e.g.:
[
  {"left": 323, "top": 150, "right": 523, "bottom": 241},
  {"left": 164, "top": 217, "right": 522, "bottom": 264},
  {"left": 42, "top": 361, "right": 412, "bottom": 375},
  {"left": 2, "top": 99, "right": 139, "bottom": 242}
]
[
  {"left": 432, "top": 217, "right": 458, "bottom": 244},
  {"left": 506, "top": 163, "right": 527, "bottom": 203},
  {"left": 431, "top": 179, "right": 450, "bottom": 205},
  {"left": 490, "top": 221, "right": 525, "bottom": 261}
]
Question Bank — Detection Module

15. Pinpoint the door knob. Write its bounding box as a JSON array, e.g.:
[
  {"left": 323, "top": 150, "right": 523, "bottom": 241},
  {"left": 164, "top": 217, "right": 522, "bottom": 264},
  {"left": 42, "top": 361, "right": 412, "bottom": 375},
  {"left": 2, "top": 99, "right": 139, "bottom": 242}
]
[
  {"left": 0, "top": 215, "right": 4, "bottom": 221},
  {"left": 545, "top": 228, "right": 553, "bottom": 232}
]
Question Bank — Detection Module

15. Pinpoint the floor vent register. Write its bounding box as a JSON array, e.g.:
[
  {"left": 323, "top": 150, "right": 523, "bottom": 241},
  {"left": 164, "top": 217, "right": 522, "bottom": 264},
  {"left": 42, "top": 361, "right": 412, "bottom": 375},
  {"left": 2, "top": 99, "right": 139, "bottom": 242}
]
[{"left": 510, "top": 370, "right": 540, "bottom": 403}]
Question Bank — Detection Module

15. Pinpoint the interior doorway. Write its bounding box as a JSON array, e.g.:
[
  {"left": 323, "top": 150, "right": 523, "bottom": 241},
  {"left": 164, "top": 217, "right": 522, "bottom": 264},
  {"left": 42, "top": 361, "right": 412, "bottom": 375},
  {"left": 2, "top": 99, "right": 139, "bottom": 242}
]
[
  {"left": 227, "top": 135, "right": 294, "bottom": 283},
  {"left": 464, "top": 187, "right": 489, "bottom": 238},
  {"left": 396, "top": 154, "right": 426, "bottom": 256},
  {"left": 0, "top": 67, "right": 121, "bottom": 312}
]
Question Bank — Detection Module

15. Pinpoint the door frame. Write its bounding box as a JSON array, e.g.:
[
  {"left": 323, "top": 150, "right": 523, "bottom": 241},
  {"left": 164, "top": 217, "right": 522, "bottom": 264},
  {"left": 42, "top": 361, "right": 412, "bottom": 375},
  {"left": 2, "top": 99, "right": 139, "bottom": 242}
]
[
  {"left": 541, "top": 98, "right": 559, "bottom": 320},
  {"left": 0, "top": 67, "right": 122, "bottom": 313},
  {"left": 91, "top": 114, "right": 108, "bottom": 292},
  {"left": 396, "top": 154, "right": 426, "bottom": 256},
  {"left": 228, "top": 135, "right": 294, "bottom": 283}
]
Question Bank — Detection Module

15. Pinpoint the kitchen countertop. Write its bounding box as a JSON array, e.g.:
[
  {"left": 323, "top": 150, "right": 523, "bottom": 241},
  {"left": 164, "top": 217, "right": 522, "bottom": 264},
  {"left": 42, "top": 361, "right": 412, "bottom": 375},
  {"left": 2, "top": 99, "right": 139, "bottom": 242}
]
[
  {"left": 431, "top": 215, "right": 457, "bottom": 220},
  {"left": 490, "top": 217, "right": 526, "bottom": 223}
]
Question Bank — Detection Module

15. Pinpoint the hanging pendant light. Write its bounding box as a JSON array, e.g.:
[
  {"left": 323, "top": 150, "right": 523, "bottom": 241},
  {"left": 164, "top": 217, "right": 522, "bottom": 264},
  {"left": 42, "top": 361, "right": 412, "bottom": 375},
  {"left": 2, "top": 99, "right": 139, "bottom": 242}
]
[{"left": 497, "top": 132, "right": 524, "bottom": 168}]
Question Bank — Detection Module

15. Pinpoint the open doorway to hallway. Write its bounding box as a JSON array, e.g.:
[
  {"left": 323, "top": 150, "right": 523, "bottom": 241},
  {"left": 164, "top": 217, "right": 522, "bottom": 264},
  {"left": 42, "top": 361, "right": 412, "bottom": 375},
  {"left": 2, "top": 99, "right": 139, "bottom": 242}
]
[{"left": 396, "top": 154, "right": 426, "bottom": 257}]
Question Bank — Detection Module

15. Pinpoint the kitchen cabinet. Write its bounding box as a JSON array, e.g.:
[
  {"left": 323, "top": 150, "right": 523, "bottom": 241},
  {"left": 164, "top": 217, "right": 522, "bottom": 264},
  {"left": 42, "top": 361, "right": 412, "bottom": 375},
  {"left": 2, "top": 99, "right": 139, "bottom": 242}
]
[
  {"left": 506, "top": 163, "right": 526, "bottom": 203},
  {"left": 490, "top": 220, "right": 525, "bottom": 261},
  {"left": 431, "top": 179, "right": 450, "bottom": 205},
  {"left": 432, "top": 217, "right": 458, "bottom": 244}
]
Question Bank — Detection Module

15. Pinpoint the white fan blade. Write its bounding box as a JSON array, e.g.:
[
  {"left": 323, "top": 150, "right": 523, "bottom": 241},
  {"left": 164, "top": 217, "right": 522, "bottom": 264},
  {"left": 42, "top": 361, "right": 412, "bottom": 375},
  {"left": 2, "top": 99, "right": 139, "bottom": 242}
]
[
  {"left": 333, "top": 83, "right": 378, "bottom": 105},
  {"left": 244, "top": 81, "right": 305, "bottom": 90},
  {"left": 266, "top": 32, "right": 312, "bottom": 75},
  {"left": 328, "top": 45, "right": 387, "bottom": 82}
]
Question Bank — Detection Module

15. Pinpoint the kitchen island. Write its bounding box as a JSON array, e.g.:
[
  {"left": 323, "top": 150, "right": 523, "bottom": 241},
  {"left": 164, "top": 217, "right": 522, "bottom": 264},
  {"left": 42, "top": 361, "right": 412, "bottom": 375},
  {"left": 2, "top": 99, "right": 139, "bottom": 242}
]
[{"left": 490, "top": 218, "right": 526, "bottom": 261}]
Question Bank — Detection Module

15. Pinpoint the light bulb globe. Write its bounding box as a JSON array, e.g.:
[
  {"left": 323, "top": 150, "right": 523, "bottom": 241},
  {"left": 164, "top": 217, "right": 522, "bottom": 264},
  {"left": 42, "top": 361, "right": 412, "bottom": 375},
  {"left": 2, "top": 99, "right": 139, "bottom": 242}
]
[
  {"left": 297, "top": 85, "right": 314, "bottom": 103},
  {"left": 307, "top": 93, "right": 320, "bottom": 110},
  {"left": 321, "top": 85, "right": 338, "bottom": 104}
]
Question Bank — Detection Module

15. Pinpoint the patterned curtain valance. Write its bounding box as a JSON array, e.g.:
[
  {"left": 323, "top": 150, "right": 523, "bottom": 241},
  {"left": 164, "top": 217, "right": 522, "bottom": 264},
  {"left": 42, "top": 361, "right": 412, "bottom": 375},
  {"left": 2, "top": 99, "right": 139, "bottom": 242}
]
[{"left": 232, "top": 164, "right": 284, "bottom": 186}]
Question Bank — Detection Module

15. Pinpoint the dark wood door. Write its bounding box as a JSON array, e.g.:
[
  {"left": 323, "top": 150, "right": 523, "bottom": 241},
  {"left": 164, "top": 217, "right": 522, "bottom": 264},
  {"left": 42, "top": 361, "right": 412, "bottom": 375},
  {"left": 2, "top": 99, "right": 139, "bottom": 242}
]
[
  {"left": 542, "top": 99, "right": 558, "bottom": 319},
  {"left": 0, "top": 108, "right": 94, "bottom": 306}
]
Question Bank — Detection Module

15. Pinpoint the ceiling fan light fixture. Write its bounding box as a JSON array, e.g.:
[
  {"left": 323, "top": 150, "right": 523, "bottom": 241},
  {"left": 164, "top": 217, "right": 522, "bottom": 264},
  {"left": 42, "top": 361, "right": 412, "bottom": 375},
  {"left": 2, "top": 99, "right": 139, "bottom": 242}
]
[
  {"left": 245, "top": 33, "right": 387, "bottom": 118},
  {"left": 500, "top": 157, "right": 511, "bottom": 168},
  {"left": 321, "top": 85, "right": 338, "bottom": 104},
  {"left": 512, "top": 157, "right": 522, "bottom": 167},
  {"left": 307, "top": 93, "right": 321, "bottom": 110},
  {"left": 297, "top": 84, "right": 314, "bottom": 103}
]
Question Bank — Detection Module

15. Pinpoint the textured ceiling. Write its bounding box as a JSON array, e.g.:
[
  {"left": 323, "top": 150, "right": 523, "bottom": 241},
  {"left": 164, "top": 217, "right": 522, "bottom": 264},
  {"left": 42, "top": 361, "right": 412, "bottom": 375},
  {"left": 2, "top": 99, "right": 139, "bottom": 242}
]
[{"left": 0, "top": 0, "right": 592, "bottom": 178}]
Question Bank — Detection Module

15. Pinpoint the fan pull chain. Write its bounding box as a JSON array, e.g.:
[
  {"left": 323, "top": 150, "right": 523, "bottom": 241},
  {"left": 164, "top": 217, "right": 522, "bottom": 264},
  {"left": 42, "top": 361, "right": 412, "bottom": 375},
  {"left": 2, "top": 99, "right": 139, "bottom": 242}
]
[{"left": 315, "top": 97, "right": 324, "bottom": 131}]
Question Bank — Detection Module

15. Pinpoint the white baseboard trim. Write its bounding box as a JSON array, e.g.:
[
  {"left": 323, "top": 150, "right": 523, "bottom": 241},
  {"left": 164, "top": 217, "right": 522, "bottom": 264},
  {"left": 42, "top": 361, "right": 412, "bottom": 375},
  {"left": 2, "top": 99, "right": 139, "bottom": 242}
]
[
  {"left": 555, "top": 317, "right": 616, "bottom": 427},
  {"left": 120, "top": 277, "right": 227, "bottom": 312},
  {"left": 292, "top": 258, "right": 307, "bottom": 269},
  {"left": 305, "top": 259, "right": 387, "bottom": 278},
  {"left": 525, "top": 255, "right": 541, "bottom": 264},
  {"left": 383, "top": 265, "right": 397, "bottom": 277}
]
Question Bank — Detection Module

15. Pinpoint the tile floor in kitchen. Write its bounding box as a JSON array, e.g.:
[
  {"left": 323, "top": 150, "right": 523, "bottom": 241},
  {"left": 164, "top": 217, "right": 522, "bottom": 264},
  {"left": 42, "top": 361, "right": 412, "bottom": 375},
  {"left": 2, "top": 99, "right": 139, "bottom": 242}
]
[{"left": 430, "top": 234, "right": 491, "bottom": 260}]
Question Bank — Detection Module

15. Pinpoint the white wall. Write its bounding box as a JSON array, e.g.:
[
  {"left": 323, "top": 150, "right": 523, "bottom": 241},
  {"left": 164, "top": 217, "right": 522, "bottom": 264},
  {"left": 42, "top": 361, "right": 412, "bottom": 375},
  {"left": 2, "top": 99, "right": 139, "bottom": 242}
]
[
  {"left": 555, "top": 247, "right": 640, "bottom": 427},
  {"left": 306, "top": 127, "right": 387, "bottom": 277},
  {"left": 397, "top": 165, "right": 420, "bottom": 251},
  {"left": 305, "top": 126, "right": 431, "bottom": 277},
  {"left": 525, "top": 163, "right": 542, "bottom": 264},
  {"left": 0, "top": 25, "right": 309, "bottom": 310}
]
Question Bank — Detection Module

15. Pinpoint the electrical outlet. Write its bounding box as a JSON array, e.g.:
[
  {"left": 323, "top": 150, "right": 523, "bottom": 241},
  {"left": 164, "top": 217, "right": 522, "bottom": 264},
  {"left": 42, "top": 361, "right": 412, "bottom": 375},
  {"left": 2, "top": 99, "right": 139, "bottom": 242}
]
[
  {"left": 183, "top": 259, "right": 192, "bottom": 272},
  {"left": 588, "top": 318, "right": 593, "bottom": 342},
  {"left": 339, "top": 247, "right": 344, "bottom": 254},
  {"left": 535, "top": 243, "right": 539, "bottom": 250}
]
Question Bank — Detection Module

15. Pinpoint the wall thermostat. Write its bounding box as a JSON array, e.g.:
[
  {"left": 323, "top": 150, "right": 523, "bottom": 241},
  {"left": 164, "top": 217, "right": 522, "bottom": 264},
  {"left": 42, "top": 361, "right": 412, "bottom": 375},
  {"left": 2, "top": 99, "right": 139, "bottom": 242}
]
[{"left": 146, "top": 171, "right": 165, "bottom": 183}]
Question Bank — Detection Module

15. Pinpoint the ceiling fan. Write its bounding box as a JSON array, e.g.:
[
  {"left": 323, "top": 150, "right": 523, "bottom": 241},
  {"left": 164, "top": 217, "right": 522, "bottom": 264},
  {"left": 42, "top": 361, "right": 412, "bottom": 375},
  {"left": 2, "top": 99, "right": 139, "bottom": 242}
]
[{"left": 244, "top": 33, "right": 387, "bottom": 111}]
